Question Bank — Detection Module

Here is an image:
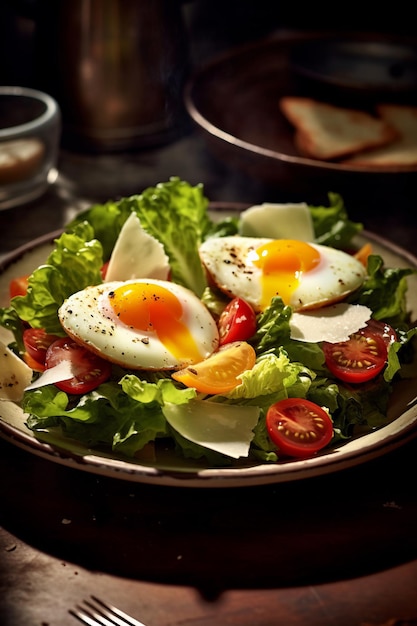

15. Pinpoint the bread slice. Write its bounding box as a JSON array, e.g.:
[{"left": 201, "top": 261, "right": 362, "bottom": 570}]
[
  {"left": 343, "top": 104, "right": 417, "bottom": 168},
  {"left": 279, "top": 97, "right": 399, "bottom": 161}
]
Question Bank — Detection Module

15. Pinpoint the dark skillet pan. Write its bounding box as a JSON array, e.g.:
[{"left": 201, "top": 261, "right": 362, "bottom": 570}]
[{"left": 289, "top": 36, "right": 417, "bottom": 103}]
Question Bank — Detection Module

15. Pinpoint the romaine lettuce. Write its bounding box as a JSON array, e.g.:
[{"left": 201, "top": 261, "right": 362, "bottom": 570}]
[
  {"left": 67, "top": 177, "right": 212, "bottom": 297},
  {"left": 9, "top": 221, "right": 103, "bottom": 335}
]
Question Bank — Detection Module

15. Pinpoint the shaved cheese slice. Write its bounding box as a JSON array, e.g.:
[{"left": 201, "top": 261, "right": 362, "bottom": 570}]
[
  {"left": 25, "top": 361, "right": 74, "bottom": 391},
  {"left": 163, "top": 399, "right": 260, "bottom": 459},
  {"left": 239, "top": 202, "right": 315, "bottom": 241},
  {"left": 290, "top": 303, "right": 372, "bottom": 343},
  {"left": 105, "top": 212, "right": 170, "bottom": 282},
  {"left": 0, "top": 340, "right": 33, "bottom": 401}
]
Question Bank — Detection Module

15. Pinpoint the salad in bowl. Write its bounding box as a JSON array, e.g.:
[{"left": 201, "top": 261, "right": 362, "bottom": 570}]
[{"left": 0, "top": 177, "right": 416, "bottom": 470}]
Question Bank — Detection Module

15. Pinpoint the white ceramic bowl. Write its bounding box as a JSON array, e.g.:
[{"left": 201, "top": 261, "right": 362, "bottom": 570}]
[{"left": 0, "top": 86, "right": 61, "bottom": 210}]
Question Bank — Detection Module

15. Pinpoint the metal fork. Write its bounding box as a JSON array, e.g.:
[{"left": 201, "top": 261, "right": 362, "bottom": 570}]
[{"left": 69, "top": 595, "right": 147, "bottom": 626}]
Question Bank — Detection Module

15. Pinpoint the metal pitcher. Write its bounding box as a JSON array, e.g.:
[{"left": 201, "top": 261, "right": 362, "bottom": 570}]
[{"left": 34, "top": 0, "right": 189, "bottom": 151}]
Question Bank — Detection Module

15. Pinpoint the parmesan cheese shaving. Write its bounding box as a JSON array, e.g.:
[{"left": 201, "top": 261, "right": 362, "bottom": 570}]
[
  {"left": 239, "top": 202, "right": 315, "bottom": 241},
  {"left": 163, "top": 399, "right": 260, "bottom": 459},
  {"left": 25, "top": 361, "right": 74, "bottom": 391},
  {"left": 0, "top": 340, "right": 33, "bottom": 401},
  {"left": 290, "top": 303, "right": 372, "bottom": 343},
  {"left": 105, "top": 212, "right": 170, "bottom": 282}
]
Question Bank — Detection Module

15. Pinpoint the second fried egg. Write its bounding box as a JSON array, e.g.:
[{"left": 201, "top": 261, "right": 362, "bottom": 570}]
[{"left": 199, "top": 236, "right": 366, "bottom": 312}]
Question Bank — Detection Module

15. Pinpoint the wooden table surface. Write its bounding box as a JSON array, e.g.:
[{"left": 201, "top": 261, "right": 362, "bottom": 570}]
[{"left": 2, "top": 431, "right": 417, "bottom": 625}]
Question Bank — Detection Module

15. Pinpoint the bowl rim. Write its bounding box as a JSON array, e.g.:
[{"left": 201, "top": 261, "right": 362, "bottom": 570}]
[{"left": 0, "top": 86, "right": 59, "bottom": 139}]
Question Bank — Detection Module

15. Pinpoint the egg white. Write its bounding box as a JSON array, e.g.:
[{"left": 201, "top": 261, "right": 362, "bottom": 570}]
[
  {"left": 58, "top": 279, "right": 219, "bottom": 370},
  {"left": 199, "top": 236, "right": 367, "bottom": 312}
]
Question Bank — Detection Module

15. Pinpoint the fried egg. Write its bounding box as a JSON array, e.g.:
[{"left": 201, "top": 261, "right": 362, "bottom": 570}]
[
  {"left": 58, "top": 279, "right": 219, "bottom": 370},
  {"left": 199, "top": 236, "right": 367, "bottom": 312}
]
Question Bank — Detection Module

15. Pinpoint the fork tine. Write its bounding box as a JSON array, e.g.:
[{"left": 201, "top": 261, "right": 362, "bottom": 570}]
[
  {"left": 90, "top": 596, "right": 147, "bottom": 626},
  {"left": 69, "top": 596, "right": 147, "bottom": 626},
  {"left": 68, "top": 605, "right": 106, "bottom": 626},
  {"left": 69, "top": 603, "right": 114, "bottom": 626}
]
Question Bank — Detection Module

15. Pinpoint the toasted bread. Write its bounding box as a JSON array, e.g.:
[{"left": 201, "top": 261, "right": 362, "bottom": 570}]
[
  {"left": 343, "top": 104, "right": 417, "bottom": 168},
  {"left": 279, "top": 97, "right": 399, "bottom": 161}
]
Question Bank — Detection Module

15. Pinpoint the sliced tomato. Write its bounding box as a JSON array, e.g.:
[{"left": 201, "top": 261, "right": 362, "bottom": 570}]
[
  {"left": 100, "top": 261, "right": 110, "bottom": 280},
  {"left": 218, "top": 297, "right": 257, "bottom": 346},
  {"left": 23, "top": 328, "right": 61, "bottom": 366},
  {"left": 23, "top": 351, "right": 46, "bottom": 372},
  {"left": 266, "top": 398, "right": 333, "bottom": 458},
  {"left": 172, "top": 341, "right": 256, "bottom": 394},
  {"left": 322, "top": 324, "right": 388, "bottom": 384},
  {"left": 45, "top": 338, "right": 112, "bottom": 394},
  {"left": 365, "top": 318, "right": 398, "bottom": 347},
  {"left": 9, "top": 275, "right": 29, "bottom": 299}
]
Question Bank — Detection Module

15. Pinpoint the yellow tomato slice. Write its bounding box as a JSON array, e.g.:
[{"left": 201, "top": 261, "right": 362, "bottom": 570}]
[{"left": 172, "top": 341, "right": 256, "bottom": 395}]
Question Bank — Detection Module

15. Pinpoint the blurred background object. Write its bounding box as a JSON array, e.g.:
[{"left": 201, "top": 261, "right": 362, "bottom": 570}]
[
  {"left": 2, "top": 0, "right": 415, "bottom": 154},
  {"left": 1, "top": 0, "right": 189, "bottom": 152},
  {"left": 0, "top": 85, "right": 61, "bottom": 209},
  {"left": 1, "top": 0, "right": 416, "bottom": 235},
  {"left": 184, "top": 31, "right": 417, "bottom": 211}
]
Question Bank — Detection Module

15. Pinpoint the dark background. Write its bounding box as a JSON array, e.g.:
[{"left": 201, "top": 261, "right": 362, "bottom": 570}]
[
  {"left": 1, "top": 1, "right": 417, "bottom": 252},
  {"left": 1, "top": 1, "right": 415, "bottom": 98}
]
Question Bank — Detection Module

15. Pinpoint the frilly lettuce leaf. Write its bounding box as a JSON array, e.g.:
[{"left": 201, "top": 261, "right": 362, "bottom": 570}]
[
  {"left": 249, "top": 297, "right": 326, "bottom": 372},
  {"left": 67, "top": 177, "right": 212, "bottom": 297},
  {"left": 119, "top": 373, "right": 196, "bottom": 405},
  {"left": 25, "top": 375, "right": 196, "bottom": 457},
  {"left": 227, "top": 351, "right": 312, "bottom": 405},
  {"left": 309, "top": 192, "right": 363, "bottom": 248},
  {"left": 349, "top": 253, "right": 417, "bottom": 325},
  {"left": 9, "top": 221, "right": 103, "bottom": 335}
]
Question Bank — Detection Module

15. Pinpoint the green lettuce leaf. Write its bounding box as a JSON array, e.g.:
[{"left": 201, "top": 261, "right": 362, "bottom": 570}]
[
  {"left": 227, "top": 351, "right": 311, "bottom": 406},
  {"left": 9, "top": 222, "right": 103, "bottom": 335},
  {"left": 250, "top": 296, "right": 292, "bottom": 355},
  {"left": 350, "top": 253, "right": 416, "bottom": 325},
  {"left": 24, "top": 375, "right": 196, "bottom": 457},
  {"left": 250, "top": 297, "right": 326, "bottom": 371},
  {"left": 384, "top": 327, "right": 417, "bottom": 382},
  {"left": 67, "top": 177, "right": 211, "bottom": 297},
  {"left": 309, "top": 192, "right": 363, "bottom": 248}
]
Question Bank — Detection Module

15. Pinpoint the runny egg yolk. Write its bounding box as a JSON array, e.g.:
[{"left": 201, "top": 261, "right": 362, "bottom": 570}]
[
  {"left": 250, "top": 239, "right": 321, "bottom": 309},
  {"left": 109, "top": 282, "right": 204, "bottom": 363}
]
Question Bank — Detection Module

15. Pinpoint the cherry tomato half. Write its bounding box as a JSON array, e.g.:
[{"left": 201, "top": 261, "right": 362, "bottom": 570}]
[
  {"left": 100, "top": 261, "right": 110, "bottom": 280},
  {"left": 218, "top": 297, "right": 257, "bottom": 346},
  {"left": 365, "top": 318, "right": 398, "bottom": 348},
  {"left": 23, "top": 351, "right": 46, "bottom": 373},
  {"left": 45, "top": 338, "right": 112, "bottom": 394},
  {"left": 9, "top": 275, "right": 29, "bottom": 299},
  {"left": 322, "top": 323, "right": 388, "bottom": 384},
  {"left": 23, "top": 328, "right": 60, "bottom": 366},
  {"left": 172, "top": 341, "right": 256, "bottom": 395},
  {"left": 266, "top": 398, "right": 333, "bottom": 458}
]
